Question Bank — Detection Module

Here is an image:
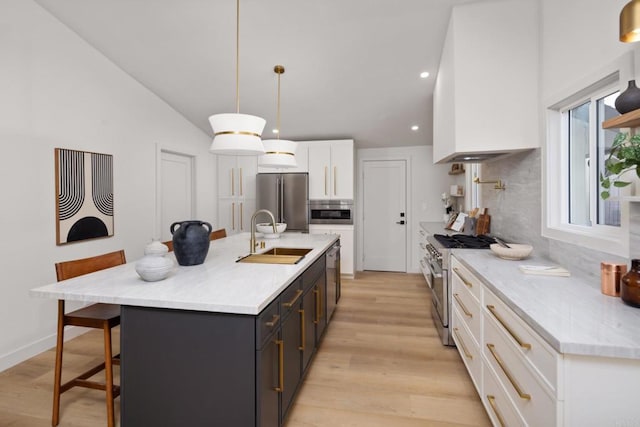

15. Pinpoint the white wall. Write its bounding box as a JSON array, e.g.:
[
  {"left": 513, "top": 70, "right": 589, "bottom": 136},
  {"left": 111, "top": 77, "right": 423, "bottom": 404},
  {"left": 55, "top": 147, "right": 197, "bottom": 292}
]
[
  {"left": 356, "top": 146, "right": 450, "bottom": 273},
  {"left": 0, "top": 0, "right": 216, "bottom": 371}
]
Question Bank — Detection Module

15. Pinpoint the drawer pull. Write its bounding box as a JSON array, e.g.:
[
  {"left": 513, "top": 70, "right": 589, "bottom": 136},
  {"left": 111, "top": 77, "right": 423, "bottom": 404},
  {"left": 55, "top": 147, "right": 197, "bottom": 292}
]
[
  {"left": 486, "top": 304, "right": 532, "bottom": 350},
  {"left": 453, "top": 294, "right": 473, "bottom": 318},
  {"left": 486, "top": 395, "right": 506, "bottom": 427},
  {"left": 453, "top": 267, "right": 472, "bottom": 288},
  {"left": 283, "top": 289, "right": 303, "bottom": 308},
  {"left": 486, "top": 343, "right": 531, "bottom": 400},
  {"left": 314, "top": 288, "right": 321, "bottom": 324},
  {"left": 453, "top": 328, "right": 473, "bottom": 360},
  {"left": 274, "top": 339, "right": 284, "bottom": 392},
  {"left": 299, "top": 309, "right": 305, "bottom": 351},
  {"left": 265, "top": 314, "right": 280, "bottom": 327}
]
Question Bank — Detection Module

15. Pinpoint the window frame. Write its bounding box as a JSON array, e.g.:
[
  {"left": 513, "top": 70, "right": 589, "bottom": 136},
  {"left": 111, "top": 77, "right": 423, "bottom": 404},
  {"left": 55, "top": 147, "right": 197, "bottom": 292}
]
[{"left": 543, "top": 63, "right": 631, "bottom": 258}]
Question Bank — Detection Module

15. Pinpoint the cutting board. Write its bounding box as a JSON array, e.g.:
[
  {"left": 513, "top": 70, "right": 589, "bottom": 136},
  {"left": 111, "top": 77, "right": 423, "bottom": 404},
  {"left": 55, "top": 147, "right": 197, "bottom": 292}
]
[{"left": 476, "top": 208, "right": 491, "bottom": 235}]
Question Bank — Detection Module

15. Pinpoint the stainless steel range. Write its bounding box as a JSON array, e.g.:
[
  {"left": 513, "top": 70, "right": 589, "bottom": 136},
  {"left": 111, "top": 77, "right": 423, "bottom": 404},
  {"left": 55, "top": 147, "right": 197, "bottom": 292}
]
[{"left": 425, "top": 233, "right": 495, "bottom": 346}]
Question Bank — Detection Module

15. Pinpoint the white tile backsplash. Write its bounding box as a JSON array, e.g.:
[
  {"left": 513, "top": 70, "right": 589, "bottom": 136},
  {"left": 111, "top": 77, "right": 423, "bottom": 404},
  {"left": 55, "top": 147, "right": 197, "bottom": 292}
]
[{"left": 480, "top": 149, "right": 627, "bottom": 279}]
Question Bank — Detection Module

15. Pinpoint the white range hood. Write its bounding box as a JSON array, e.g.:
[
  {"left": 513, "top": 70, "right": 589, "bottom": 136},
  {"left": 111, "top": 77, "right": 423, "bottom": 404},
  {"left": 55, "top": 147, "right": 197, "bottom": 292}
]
[{"left": 432, "top": 0, "right": 540, "bottom": 164}]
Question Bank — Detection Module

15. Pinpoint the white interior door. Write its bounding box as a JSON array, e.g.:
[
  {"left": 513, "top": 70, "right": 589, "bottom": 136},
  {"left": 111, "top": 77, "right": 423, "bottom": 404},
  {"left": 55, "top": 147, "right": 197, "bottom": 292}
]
[
  {"left": 363, "top": 160, "right": 407, "bottom": 272},
  {"left": 159, "top": 151, "right": 194, "bottom": 241}
]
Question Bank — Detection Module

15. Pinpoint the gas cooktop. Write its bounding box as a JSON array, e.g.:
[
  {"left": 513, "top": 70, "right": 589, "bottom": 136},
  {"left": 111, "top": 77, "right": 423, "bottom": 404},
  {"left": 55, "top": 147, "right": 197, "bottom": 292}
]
[{"left": 432, "top": 234, "right": 496, "bottom": 249}]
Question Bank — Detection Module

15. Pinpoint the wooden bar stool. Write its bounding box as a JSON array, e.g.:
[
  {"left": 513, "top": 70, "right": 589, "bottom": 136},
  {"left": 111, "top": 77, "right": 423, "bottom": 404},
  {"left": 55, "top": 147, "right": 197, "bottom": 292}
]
[{"left": 52, "top": 250, "right": 126, "bottom": 427}]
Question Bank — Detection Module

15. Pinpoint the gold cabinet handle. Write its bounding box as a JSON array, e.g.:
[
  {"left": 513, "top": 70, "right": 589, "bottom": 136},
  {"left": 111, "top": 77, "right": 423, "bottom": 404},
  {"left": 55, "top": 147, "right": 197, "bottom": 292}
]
[
  {"left": 453, "top": 267, "right": 472, "bottom": 288},
  {"left": 486, "top": 395, "right": 506, "bottom": 427},
  {"left": 283, "top": 289, "right": 303, "bottom": 308},
  {"left": 232, "top": 202, "right": 235, "bottom": 230},
  {"left": 313, "top": 288, "right": 321, "bottom": 324},
  {"left": 274, "top": 339, "right": 284, "bottom": 392},
  {"left": 239, "top": 167, "right": 243, "bottom": 196},
  {"left": 240, "top": 202, "right": 244, "bottom": 231},
  {"left": 452, "top": 328, "right": 473, "bottom": 360},
  {"left": 299, "top": 309, "right": 305, "bottom": 351},
  {"left": 486, "top": 343, "right": 531, "bottom": 400},
  {"left": 231, "top": 168, "right": 235, "bottom": 196},
  {"left": 333, "top": 166, "right": 337, "bottom": 196},
  {"left": 486, "top": 305, "right": 531, "bottom": 350},
  {"left": 265, "top": 314, "right": 280, "bottom": 327},
  {"left": 453, "top": 294, "right": 473, "bottom": 318},
  {"left": 324, "top": 166, "right": 328, "bottom": 196}
]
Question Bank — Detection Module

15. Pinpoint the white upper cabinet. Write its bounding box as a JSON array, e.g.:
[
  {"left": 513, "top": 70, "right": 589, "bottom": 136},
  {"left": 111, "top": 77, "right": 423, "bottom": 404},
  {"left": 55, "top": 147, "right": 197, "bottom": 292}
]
[
  {"left": 217, "top": 155, "right": 257, "bottom": 234},
  {"left": 307, "top": 140, "right": 354, "bottom": 200},
  {"left": 433, "top": 0, "right": 539, "bottom": 164},
  {"left": 257, "top": 141, "right": 309, "bottom": 173}
]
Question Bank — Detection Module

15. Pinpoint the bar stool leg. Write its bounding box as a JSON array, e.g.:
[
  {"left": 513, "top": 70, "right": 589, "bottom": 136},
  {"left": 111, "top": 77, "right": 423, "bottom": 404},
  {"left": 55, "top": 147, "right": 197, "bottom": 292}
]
[
  {"left": 52, "top": 305, "right": 64, "bottom": 426},
  {"left": 103, "top": 324, "right": 115, "bottom": 427}
]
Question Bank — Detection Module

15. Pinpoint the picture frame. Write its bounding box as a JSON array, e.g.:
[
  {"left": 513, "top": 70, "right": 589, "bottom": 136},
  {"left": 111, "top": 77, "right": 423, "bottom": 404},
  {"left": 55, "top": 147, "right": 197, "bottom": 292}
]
[{"left": 55, "top": 148, "right": 114, "bottom": 245}]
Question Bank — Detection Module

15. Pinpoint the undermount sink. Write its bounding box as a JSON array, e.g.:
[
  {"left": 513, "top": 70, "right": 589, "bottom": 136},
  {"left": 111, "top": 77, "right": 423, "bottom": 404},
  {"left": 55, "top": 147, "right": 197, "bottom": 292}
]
[
  {"left": 236, "top": 247, "right": 312, "bottom": 265},
  {"left": 262, "top": 247, "right": 312, "bottom": 257}
]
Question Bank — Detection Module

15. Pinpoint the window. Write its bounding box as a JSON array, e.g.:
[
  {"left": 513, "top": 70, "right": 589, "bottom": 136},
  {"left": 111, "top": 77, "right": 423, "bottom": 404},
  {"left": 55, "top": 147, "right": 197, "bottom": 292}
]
[
  {"left": 563, "top": 89, "right": 620, "bottom": 228},
  {"left": 544, "top": 69, "right": 630, "bottom": 257}
]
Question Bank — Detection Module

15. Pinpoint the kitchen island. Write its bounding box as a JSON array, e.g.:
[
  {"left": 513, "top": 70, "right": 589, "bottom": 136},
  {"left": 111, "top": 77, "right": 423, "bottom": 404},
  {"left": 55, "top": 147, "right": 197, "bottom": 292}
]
[{"left": 31, "top": 232, "right": 340, "bottom": 427}]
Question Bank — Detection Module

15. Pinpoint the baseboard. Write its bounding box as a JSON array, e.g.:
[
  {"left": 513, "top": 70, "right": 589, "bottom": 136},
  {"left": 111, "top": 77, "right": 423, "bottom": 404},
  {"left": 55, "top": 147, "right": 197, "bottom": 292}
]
[{"left": 0, "top": 326, "right": 88, "bottom": 373}]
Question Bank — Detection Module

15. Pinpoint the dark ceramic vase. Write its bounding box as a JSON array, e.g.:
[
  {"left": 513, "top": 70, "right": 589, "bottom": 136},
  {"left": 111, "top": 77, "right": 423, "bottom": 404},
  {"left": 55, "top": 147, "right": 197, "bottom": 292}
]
[
  {"left": 170, "top": 220, "right": 213, "bottom": 266},
  {"left": 621, "top": 259, "right": 640, "bottom": 308},
  {"left": 615, "top": 80, "right": 640, "bottom": 114}
]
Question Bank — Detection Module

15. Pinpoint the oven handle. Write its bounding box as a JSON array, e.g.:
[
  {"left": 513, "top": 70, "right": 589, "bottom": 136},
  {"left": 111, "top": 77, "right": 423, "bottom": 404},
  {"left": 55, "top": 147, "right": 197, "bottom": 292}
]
[{"left": 427, "top": 259, "right": 443, "bottom": 279}]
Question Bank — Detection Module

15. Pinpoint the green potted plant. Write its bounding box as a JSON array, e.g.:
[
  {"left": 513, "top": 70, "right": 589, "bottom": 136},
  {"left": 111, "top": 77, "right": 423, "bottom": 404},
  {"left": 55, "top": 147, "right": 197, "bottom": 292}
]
[{"left": 600, "top": 132, "right": 640, "bottom": 199}]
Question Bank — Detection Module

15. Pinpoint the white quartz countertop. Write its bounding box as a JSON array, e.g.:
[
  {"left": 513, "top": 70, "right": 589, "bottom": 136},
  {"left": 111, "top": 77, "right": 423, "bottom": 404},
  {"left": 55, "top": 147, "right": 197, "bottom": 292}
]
[
  {"left": 453, "top": 250, "right": 640, "bottom": 360},
  {"left": 30, "top": 232, "right": 339, "bottom": 315}
]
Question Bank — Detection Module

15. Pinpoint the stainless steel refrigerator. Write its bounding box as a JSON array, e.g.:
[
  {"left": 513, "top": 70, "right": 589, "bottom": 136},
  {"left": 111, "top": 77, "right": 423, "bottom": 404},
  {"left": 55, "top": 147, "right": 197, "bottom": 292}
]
[{"left": 256, "top": 173, "right": 309, "bottom": 232}]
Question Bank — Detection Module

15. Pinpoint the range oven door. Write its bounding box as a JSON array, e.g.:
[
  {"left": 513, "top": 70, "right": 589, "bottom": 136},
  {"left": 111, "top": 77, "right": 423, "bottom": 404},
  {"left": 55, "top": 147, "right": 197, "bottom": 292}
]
[{"left": 428, "top": 260, "right": 447, "bottom": 328}]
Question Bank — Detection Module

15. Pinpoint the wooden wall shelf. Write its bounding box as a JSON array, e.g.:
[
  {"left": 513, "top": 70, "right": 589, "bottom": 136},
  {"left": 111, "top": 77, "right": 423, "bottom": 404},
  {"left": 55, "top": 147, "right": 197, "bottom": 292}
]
[{"left": 602, "top": 108, "right": 640, "bottom": 129}]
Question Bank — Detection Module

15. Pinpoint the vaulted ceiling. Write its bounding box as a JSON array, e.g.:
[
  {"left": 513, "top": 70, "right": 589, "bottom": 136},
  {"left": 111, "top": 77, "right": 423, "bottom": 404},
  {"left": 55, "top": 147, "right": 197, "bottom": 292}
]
[{"left": 34, "top": 0, "right": 484, "bottom": 149}]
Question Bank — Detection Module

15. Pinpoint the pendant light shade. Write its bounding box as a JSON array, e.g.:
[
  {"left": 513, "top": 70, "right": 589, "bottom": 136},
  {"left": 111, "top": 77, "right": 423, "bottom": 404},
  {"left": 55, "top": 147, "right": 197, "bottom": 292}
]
[
  {"left": 259, "top": 65, "right": 297, "bottom": 168},
  {"left": 621, "top": 0, "right": 640, "bottom": 42},
  {"left": 260, "top": 139, "right": 297, "bottom": 168},
  {"left": 209, "top": 113, "right": 266, "bottom": 155},
  {"left": 209, "top": 0, "right": 265, "bottom": 155}
]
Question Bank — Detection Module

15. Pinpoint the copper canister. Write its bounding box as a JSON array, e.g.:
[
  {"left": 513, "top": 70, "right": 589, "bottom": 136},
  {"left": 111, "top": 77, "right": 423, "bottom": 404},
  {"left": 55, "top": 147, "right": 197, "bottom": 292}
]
[{"left": 601, "top": 262, "right": 627, "bottom": 297}]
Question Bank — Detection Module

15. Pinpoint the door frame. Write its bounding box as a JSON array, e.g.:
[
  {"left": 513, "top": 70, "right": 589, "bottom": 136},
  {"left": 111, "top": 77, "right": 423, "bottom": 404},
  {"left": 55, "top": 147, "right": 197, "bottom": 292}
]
[
  {"left": 356, "top": 154, "right": 412, "bottom": 273},
  {"left": 155, "top": 144, "right": 197, "bottom": 240}
]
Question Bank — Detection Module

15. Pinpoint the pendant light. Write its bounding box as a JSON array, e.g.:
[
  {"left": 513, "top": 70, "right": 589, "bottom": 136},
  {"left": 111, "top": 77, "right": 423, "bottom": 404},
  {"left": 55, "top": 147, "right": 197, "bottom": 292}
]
[
  {"left": 259, "top": 65, "right": 297, "bottom": 168},
  {"left": 209, "top": 0, "right": 266, "bottom": 155},
  {"left": 620, "top": 0, "right": 640, "bottom": 42}
]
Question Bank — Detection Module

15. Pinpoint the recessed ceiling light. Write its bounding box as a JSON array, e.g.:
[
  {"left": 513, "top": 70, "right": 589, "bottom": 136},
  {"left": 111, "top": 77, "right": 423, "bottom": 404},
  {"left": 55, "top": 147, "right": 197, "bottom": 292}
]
[
  {"left": 420, "top": 71, "right": 430, "bottom": 79},
  {"left": 411, "top": 125, "right": 419, "bottom": 131},
  {"left": 272, "top": 129, "right": 279, "bottom": 134}
]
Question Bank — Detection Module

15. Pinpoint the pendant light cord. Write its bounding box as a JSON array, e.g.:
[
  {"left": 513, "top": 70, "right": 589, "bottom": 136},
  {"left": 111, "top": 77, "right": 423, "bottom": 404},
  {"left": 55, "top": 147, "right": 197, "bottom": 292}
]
[
  {"left": 276, "top": 71, "right": 281, "bottom": 140},
  {"left": 236, "top": 0, "right": 240, "bottom": 113}
]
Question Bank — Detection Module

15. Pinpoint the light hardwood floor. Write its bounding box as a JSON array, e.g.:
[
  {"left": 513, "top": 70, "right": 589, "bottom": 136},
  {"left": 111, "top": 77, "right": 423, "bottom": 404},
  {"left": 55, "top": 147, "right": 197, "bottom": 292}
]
[{"left": 0, "top": 272, "right": 490, "bottom": 426}]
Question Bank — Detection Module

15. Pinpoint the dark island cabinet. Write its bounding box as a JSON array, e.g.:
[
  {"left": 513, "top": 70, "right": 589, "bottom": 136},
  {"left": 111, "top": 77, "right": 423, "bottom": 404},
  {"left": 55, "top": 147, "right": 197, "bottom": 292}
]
[{"left": 121, "top": 250, "right": 333, "bottom": 427}]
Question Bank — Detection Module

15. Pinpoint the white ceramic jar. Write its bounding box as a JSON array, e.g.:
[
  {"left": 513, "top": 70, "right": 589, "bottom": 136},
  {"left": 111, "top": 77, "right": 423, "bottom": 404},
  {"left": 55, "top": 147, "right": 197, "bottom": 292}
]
[{"left": 136, "top": 240, "right": 173, "bottom": 282}]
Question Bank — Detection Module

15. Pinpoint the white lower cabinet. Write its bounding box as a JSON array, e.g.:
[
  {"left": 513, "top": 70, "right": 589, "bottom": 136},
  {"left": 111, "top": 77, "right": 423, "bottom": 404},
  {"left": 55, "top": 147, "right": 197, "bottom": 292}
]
[
  {"left": 451, "top": 255, "right": 640, "bottom": 426},
  {"left": 309, "top": 225, "right": 354, "bottom": 276}
]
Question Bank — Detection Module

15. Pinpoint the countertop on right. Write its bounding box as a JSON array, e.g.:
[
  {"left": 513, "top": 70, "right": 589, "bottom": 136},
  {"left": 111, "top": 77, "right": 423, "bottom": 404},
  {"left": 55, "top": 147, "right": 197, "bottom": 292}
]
[{"left": 453, "top": 250, "right": 640, "bottom": 360}]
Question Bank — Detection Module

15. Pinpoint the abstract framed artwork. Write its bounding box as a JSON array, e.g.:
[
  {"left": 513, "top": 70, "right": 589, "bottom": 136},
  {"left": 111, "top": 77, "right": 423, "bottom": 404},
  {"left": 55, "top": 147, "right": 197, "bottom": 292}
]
[{"left": 55, "top": 148, "right": 114, "bottom": 245}]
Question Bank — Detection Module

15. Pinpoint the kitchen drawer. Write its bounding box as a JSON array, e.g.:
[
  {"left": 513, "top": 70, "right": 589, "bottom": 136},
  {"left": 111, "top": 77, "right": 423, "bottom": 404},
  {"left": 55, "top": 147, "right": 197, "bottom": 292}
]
[
  {"left": 451, "top": 257, "right": 481, "bottom": 303},
  {"left": 484, "top": 316, "right": 557, "bottom": 427},
  {"left": 452, "top": 306, "right": 481, "bottom": 394},
  {"left": 280, "top": 277, "right": 303, "bottom": 317},
  {"left": 482, "top": 361, "right": 526, "bottom": 427},
  {"left": 484, "top": 288, "right": 559, "bottom": 393},
  {"left": 451, "top": 269, "right": 481, "bottom": 344},
  {"left": 256, "top": 297, "right": 280, "bottom": 349},
  {"left": 302, "top": 256, "right": 325, "bottom": 291}
]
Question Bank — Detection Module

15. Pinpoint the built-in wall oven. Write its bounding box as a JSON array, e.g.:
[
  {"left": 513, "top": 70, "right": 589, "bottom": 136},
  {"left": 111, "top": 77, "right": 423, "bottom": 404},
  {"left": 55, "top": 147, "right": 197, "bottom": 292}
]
[
  {"left": 309, "top": 200, "right": 353, "bottom": 225},
  {"left": 425, "top": 234, "right": 495, "bottom": 346}
]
